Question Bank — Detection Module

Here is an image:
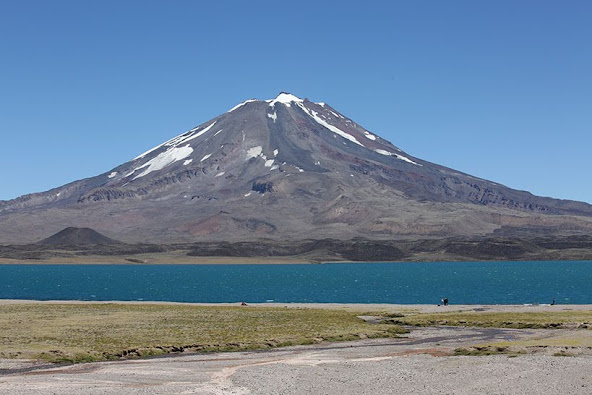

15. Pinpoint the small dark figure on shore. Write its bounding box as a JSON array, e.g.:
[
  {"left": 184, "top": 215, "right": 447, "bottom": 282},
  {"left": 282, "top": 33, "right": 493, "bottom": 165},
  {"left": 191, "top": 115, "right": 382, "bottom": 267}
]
[
  {"left": 551, "top": 298, "right": 555, "bottom": 306},
  {"left": 442, "top": 298, "right": 449, "bottom": 306},
  {"left": 241, "top": 302, "right": 248, "bottom": 306}
]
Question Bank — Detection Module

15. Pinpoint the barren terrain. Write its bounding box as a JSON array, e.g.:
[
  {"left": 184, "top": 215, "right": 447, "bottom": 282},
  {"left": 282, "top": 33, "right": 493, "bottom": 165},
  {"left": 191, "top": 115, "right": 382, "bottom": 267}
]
[{"left": 1, "top": 302, "right": 592, "bottom": 394}]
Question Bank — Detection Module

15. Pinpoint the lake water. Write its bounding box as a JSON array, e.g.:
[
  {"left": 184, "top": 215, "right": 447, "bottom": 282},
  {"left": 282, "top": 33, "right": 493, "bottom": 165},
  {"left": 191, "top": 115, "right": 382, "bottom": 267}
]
[{"left": 1, "top": 261, "right": 591, "bottom": 304}]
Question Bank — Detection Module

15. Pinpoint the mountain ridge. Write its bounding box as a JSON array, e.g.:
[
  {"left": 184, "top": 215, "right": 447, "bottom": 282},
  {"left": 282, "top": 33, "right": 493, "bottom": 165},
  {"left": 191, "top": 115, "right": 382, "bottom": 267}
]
[{"left": 1, "top": 92, "right": 592, "bottom": 244}]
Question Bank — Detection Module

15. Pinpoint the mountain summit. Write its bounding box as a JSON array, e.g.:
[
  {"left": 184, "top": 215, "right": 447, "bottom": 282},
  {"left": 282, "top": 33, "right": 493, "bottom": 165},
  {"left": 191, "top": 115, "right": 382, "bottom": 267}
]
[{"left": 1, "top": 93, "right": 592, "bottom": 243}]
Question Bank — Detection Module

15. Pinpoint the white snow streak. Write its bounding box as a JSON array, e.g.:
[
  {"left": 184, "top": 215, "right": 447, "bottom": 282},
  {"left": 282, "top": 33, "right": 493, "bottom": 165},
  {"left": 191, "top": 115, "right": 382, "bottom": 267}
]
[
  {"left": 273, "top": 149, "right": 279, "bottom": 156},
  {"left": 267, "top": 112, "right": 277, "bottom": 122},
  {"left": 297, "top": 103, "right": 364, "bottom": 147},
  {"left": 200, "top": 154, "right": 212, "bottom": 162},
  {"left": 374, "top": 149, "right": 421, "bottom": 166},
  {"left": 374, "top": 149, "right": 392, "bottom": 156},
  {"left": 363, "top": 131, "right": 377, "bottom": 141},
  {"left": 244, "top": 191, "right": 252, "bottom": 197},
  {"left": 265, "top": 159, "right": 275, "bottom": 167},
  {"left": 394, "top": 154, "right": 420, "bottom": 165},
  {"left": 133, "top": 121, "right": 217, "bottom": 161},
  {"left": 215, "top": 171, "right": 225, "bottom": 178},
  {"left": 227, "top": 99, "right": 258, "bottom": 113},
  {"left": 183, "top": 159, "right": 193, "bottom": 166},
  {"left": 330, "top": 111, "right": 342, "bottom": 119},
  {"left": 133, "top": 141, "right": 169, "bottom": 161},
  {"left": 133, "top": 145, "right": 194, "bottom": 179},
  {"left": 214, "top": 129, "right": 223, "bottom": 136},
  {"left": 179, "top": 122, "right": 217, "bottom": 144},
  {"left": 108, "top": 172, "right": 117, "bottom": 179}
]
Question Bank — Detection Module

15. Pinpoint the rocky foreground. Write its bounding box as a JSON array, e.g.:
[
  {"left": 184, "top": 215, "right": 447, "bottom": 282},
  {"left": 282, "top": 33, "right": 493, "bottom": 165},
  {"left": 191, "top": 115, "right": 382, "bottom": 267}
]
[
  {"left": 1, "top": 303, "right": 592, "bottom": 394},
  {"left": 1, "top": 325, "right": 590, "bottom": 394}
]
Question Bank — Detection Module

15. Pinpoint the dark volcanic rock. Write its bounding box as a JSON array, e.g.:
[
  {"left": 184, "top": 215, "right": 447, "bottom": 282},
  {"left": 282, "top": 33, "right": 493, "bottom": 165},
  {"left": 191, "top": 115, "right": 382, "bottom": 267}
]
[
  {"left": 186, "top": 239, "right": 407, "bottom": 261},
  {"left": 38, "top": 227, "right": 120, "bottom": 245},
  {"left": 443, "top": 239, "right": 539, "bottom": 259}
]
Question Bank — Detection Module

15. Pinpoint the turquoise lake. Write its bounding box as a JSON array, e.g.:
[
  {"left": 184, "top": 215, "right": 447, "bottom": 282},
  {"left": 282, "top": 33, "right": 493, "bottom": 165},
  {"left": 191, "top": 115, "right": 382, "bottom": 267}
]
[{"left": 1, "top": 261, "right": 591, "bottom": 304}]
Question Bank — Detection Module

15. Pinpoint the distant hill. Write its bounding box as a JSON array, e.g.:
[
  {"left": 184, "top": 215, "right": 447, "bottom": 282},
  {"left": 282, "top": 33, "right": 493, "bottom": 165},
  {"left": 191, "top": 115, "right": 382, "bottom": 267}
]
[{"left": 38, "top": 227, "right": 120, "bottom": 245}]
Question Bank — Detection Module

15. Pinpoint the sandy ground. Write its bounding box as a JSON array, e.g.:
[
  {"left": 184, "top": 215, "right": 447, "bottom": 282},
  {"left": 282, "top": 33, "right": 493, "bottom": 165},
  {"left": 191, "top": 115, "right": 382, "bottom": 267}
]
[{"left": 1, "top": 326, "right": 591, "bottom": 394}]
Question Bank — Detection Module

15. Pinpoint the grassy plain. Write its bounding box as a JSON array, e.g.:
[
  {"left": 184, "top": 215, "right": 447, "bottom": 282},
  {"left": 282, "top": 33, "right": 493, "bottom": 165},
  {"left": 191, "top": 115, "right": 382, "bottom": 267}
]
[
  {"left": 387, "top": 310, "right": 592, "bottom": 329},
  {"left": 387, "top": 309, "right": 592, "bottom": 356},
  {"left": 0, "top": 303, "right": 405, "bottom": 363}
]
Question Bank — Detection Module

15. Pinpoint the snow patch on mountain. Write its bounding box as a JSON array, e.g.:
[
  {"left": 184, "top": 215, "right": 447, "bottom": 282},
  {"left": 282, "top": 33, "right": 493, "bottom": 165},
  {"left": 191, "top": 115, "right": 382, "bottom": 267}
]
[
  {"left": 227, "top": 99, "right": 258, "bottom": 113},
  {"left": 246, "top": 146, "right": 263, "bottom": 159},
  {"left": 133, "top": 121, "right": 217, "bottom": 161},
  {"left": 108, "top": 172, "right": 118, "bottom": 179},
  {"left": 374, "top": 149, "right": 421, "bottom": 166},
  {"left": 374, "top": 149, "right": 392, "bottom": 156},
  {"left": 363, "top": 131, "right": 377, "bottom": 141},
  {"left": 183, "top": 159, "right": 193, "bottom": 166},
  {"left": 133, "top": 140, "right": 170, "bottom": 161},
  {"left": 180, "top": 122, "right": 217, "bottom": 144},
  {"left": 267, "top": 112, "right": 277, "bottom": 122},
  {"left": 200, "top": 154, "right": 212, "bottom": 162},
  {"left": 133, "top": 145, "right": 194, "bottom": 180},
  {"left": 268, "top": 93, "right": 303, "bottom": 108},
  {"left": 297, "top": 103, "right": 364, "bottom": 147},
  {"left": 395, "top": 154, "right": 421, "bottom": 165}
]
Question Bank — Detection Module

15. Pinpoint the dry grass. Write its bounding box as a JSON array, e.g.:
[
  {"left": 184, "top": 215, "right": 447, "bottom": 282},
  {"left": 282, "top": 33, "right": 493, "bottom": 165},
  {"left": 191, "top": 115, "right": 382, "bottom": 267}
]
[
  {"left": 389, "top": 310, "right": 592, "bottom": 357},
  {"left": 387, "top": 310, "right": 592, "bottom": 329},
  {"left": 0, "top": 304, "right": 405, "bottom": 363}
]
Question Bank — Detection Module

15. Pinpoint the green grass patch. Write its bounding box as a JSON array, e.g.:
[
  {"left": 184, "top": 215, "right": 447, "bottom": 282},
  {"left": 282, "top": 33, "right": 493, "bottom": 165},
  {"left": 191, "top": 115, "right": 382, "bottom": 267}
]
[
  {"left": 0, "top": 303, "right": 406, "bottom": 363},
  {"left": 387, "top": 311, "right": 592, "bottom": 329},
  {"left": 454, "top": 346, "right": 525, "bottom": 357}
]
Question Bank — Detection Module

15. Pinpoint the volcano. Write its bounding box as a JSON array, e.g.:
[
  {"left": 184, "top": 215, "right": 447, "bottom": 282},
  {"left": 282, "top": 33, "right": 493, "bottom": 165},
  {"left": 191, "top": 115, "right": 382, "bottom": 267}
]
[{"left": 1, "top": 92, "right": 592, "bottom": 244}]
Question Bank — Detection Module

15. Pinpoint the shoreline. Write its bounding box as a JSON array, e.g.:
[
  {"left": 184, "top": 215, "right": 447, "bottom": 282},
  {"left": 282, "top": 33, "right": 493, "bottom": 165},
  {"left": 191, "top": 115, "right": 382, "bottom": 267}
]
[
  {"left": 1, "top": 299, "right": 591, "bottom": 313},
  {"left": 2, "top": 257, "right": 592, "bottom": 265},
  {"left": 0, "top": 256, "right": 337, "bottom": 265}
]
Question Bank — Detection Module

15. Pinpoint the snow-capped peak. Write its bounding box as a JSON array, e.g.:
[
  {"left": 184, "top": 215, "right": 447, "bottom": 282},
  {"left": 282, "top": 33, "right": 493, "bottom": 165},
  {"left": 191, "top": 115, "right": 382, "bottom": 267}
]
[{"left": 268, "top": 92, "right": 303, "bottom": 107}]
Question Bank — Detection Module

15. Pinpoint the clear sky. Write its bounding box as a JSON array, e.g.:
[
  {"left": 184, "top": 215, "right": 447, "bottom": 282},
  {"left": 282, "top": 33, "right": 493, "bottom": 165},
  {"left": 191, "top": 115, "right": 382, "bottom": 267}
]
[{"left": 1, "top": 1, "right": 591, "bottom": 203}]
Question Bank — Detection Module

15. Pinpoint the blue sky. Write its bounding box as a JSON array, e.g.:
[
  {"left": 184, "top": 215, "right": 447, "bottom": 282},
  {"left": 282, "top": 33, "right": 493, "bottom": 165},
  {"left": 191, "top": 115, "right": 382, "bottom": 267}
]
[{"left": 1, "top": 1, "right": 591, "bottom": 203}]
